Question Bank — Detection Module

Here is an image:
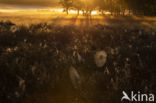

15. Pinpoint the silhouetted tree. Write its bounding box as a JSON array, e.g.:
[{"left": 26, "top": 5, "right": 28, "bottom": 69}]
[
  {"left": 59, "top": 0, "right": 73, "bottom": 14},
  {"left": 59, "top": 0, "right": 156, "bottom": 16},
  {"left": 72, "top": 0, "right": 83, "bottom": 15},
  {"left": 125, "top": 0, "right": 156, "bottom": 15},
  {"left": 83, "top": 0, "right": 97, "bottom": 15}
]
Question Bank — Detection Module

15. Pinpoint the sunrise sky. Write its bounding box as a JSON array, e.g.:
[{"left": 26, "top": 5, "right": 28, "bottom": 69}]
[{"left": 0, "top": 0, "right": 59, "bottom": 9}]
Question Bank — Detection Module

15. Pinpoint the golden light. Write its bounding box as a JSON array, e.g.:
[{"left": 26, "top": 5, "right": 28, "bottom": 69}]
[
  {"left": 0, "top": 9, "right": 20, "bottom": 12},
  {"left": 91, "top": 11, "right": 98, "bottom": 15},
  {"left": 79, "top": 11, "right": 83, "bottom": 14},
  {"left": 50, "top": 8, "right": 64, "bottom": 13},
  {"left": 104, "top": 11, "right": 111, "bottom": 15},
  {"left": 69, "top": 10, "right": 77, "bottom": 14},
  {"left": 0, "top": 8, "right": 100, "bottom": 16},
  {"left": 56, "top": 9, "right": 64, "bottom": 12}
]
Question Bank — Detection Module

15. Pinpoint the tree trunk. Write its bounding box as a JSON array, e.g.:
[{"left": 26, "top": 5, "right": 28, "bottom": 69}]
[
  {"left": 122, "top": 9, "right": 125, "bottom": 16},
  {"left": 77, "top": 9, "right": 80, "bottom": 15},
  {"left": 82, "top": 10, "right": 85, "bottom": 16},
  {"left": 89, "top": 10, "right": 92, "bottom": 16},
  {"left": 102, "top": 10, "right": 104, "bottom": 15},
  {"left": 66, "top": 8, "right": 69, "bottom": 15}
]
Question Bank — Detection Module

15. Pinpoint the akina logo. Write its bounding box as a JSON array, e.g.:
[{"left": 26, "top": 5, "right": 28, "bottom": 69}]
[{"left": 121, "top": 91, "right": 155, "bottom": 102}]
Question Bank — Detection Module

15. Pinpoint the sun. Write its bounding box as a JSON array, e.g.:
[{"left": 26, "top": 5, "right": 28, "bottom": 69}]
[{"left": 91, "top": 11, "right": 98, "bottom": 15}]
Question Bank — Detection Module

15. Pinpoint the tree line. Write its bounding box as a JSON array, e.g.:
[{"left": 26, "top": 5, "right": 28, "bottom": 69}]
[{"left": 59, "top": 0, "right": 156, "bottom": 16}]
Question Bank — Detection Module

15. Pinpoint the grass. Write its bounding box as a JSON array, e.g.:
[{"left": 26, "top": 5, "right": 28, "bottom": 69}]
[{"left": 0, "top": 15, "right": 156, "bottom": 103}]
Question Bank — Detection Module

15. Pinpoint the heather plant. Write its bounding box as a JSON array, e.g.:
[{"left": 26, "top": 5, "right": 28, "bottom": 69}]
[{"left": 0, "top": 21, "right": 155, "bottom": 103}]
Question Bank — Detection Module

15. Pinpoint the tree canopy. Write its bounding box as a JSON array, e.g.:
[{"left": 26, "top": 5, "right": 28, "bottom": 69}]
[{"left": 59, "top": 0, "right": 156, "bottom": 16}]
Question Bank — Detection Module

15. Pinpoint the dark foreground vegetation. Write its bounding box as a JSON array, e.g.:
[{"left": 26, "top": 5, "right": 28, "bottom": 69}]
[{"left": 0, "top": 21, "right": 156, "bottom": 103}]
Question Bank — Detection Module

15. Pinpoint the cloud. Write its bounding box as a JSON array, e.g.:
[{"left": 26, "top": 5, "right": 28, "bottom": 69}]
[{"left": 0, "top": 0, "right": 59, "bottom": 8}]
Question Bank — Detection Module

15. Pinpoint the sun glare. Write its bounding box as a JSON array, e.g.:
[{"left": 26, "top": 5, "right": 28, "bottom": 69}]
[
  {"left": 69, "top": 10, "right": 77, "bottom": 14},
  {"left": 0, "top": 8, "right": 100, "bottom": 16},
  {"left": 0, "top": 9, "right": 20, "bottom": 12},
  {"left": 50, "top": 8, "right": 64, "bottom": 13},
  {"left": 91, "top": 11, "right": 98, "bottom": 15}
]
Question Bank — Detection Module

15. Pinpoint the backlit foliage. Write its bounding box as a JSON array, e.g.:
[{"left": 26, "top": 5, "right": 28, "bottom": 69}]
[{"left": 0, "top": 21, "right": 155, "bottom": 103}]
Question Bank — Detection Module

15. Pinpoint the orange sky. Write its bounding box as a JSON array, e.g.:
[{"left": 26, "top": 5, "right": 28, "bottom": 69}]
[{"left": 0, "top": 0, "right": 59, "bottom": 9}]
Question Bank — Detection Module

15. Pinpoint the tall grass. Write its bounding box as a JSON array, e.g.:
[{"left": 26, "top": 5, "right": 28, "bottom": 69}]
[{"left": 0, "top": 21, "right": 155, "bottom": 103}]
